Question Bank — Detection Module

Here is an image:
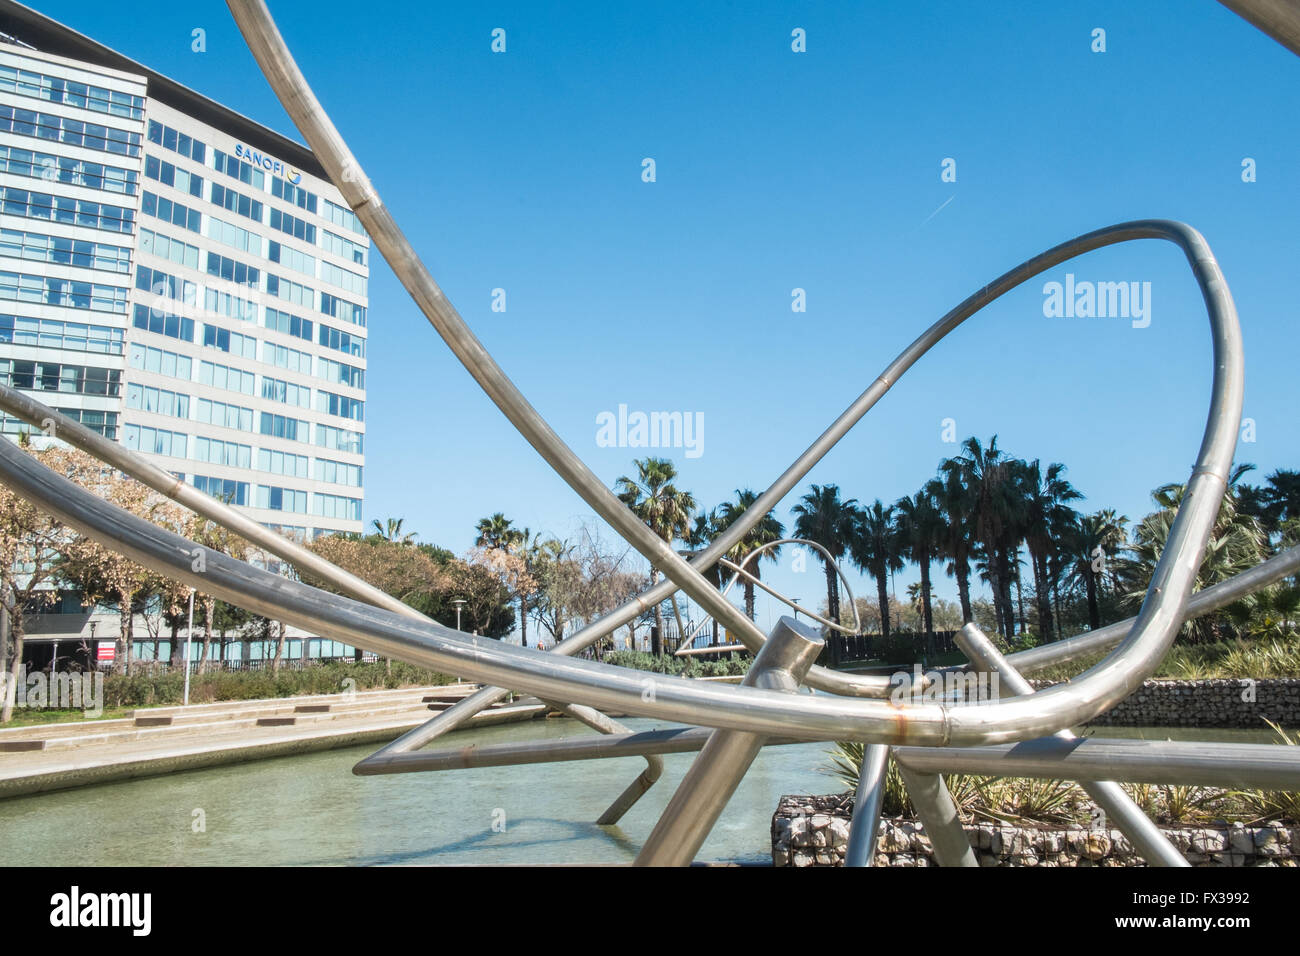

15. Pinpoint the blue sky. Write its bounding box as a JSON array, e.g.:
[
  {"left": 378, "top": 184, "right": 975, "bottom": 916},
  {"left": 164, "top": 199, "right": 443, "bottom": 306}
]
[{"left": 33, "top": 0, "right": 1300, "bottom": 635}]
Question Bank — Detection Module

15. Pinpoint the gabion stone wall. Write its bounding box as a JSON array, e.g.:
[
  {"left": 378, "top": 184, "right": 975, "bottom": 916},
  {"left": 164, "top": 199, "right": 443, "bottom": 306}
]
[
  {"left": 1030, "top": 677, "right": 1300, "bottom": 728},
  {"left": 772, "top": 794, "right": 1298, "bottom": 867}
]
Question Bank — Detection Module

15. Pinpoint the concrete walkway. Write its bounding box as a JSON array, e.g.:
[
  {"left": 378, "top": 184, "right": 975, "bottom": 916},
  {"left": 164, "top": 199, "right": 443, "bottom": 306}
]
[{"left": 0, "top": 684, "right": 547, "bottom": 799}]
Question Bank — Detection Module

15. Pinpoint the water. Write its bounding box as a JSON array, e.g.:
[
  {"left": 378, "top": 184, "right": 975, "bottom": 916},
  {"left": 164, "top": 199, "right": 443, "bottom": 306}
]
[
  {"left": 0, "top": 721, "right": 1287, "bottom": 865},
  {"left": 0, "top": 717, "right": 841, "bottom": 866}
]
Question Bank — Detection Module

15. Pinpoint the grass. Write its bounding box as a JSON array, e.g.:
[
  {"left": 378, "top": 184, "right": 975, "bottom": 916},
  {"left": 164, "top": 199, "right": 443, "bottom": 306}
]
[
  {"left": 0, "top": 706, "right": 133, "bottom": 728},
  {"left": 1029, "top": 635, "right": 1300, "bottom": 684}
]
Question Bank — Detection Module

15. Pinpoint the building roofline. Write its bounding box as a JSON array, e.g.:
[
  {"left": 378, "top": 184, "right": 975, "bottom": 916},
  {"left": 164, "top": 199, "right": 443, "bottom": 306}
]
[{"left": 0, "top": 0, "right": 328, "bottom": 180}]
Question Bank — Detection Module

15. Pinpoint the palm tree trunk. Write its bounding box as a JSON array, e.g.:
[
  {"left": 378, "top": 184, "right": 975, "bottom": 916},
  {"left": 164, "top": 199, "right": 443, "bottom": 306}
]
[
  {"left": 744, "top": 581, "right": 756, "bottom": 622},
  {"left": 956, "top": 559, "right": 973, "bottom": 623},
  {"left": 919, "top": 552, "right": 934, "bottom": 636},
  {"left": 823, "top": 562, "right": 840, "bottom": 627},
  {"left": 876, "top": 573, "right": 891, "bottom": 638},
  {"left": 650, "top": 568, "right": 663, "bottom": 656},
  {"left": 519, "top": 596, "right": 528, "bottom": 648},
  {"left": 1085, "top": 570, "right": 1100, "bottom": 630}
]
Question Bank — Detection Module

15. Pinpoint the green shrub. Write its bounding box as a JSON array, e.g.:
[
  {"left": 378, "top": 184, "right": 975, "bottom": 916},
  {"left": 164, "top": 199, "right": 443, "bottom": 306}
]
[{"left": 102, "top": 661, "right": 454, "bottom": 709}]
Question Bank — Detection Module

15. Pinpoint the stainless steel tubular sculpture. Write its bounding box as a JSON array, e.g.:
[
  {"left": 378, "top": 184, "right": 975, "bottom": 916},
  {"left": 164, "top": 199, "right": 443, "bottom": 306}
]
[
  {"left": 224, "top": 0, "right": 1246, "bottom": 742},
  {"left": 0, "top": 0, "right": 1295, "bottom": 867}
]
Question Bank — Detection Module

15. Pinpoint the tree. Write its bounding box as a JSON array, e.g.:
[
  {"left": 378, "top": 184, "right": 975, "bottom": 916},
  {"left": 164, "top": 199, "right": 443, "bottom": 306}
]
[
  {"left": 850, "top": 500, "right": 904, "bottom": 638},
  {"left": 893, "top": 489, "right": 946, "bottom": 636},
  {"left": 927, "top": 472, "right": 976, "bottom": 624},
  {"left": 474, "top": 513, "right": 518, "bottom": 551},
  {"left": 943, "top": 436, "right": 1017, "bottom": 639},
  {"left": 713, "top": 489, "right": 784, "bottom": 621},
  {"left": 1117, "top": 473, "right": 1265, "bottom": 642},
  {"left": 614, "top": 457, "right": 696, "bottom": 655},
  {"left": 1063, "top": 510, "right": 1128, "bottom": 631},
  {"left": 1015, "top": 459, "right": 1081, "bottom": 641},
  {"left": 0, "top": 439, "right": 73, "bottom": 721},
  {"left": 791, "top": 484, "right": 858, "bottom": 630},
  {"left": 371, "top": 516, "right": 415, "bottom": 545}
]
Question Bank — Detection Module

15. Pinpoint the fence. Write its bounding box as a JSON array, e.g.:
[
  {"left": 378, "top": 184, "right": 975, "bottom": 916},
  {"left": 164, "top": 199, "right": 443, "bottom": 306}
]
[{"left": 825, "top": 630, "right": 960, "bottom": 665}]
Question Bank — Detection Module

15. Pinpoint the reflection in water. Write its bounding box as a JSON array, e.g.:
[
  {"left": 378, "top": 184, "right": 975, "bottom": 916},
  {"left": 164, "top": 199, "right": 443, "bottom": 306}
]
[{"left": 0, "top": 718, "right": 1286, "bottom": 865}]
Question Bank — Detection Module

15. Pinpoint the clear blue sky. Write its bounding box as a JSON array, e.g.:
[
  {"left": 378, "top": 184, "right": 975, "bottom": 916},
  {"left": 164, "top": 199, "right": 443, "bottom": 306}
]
[{"left": 33, "top": 0, "right": 1300, "bottom": 636}]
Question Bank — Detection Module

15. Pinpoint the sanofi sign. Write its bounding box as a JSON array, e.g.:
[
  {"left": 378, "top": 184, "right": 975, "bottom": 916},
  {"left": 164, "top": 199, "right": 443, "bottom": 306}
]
[{"left": 234, "top": 143, "right": 302, "bottom": 185}]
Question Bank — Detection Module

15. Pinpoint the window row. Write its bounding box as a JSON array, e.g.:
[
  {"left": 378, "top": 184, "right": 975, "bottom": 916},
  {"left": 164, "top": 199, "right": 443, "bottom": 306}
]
[
  {"left": 2, "top": 186, "right": 134, "bottom": 233},
  {"left": 0, "top": 65, "right": 145, "bottom": 119},
  {"left": 0, "top": 105, "right": 141, "bottom": 157},
  {"left": 144, "top": 154, "right": 204, "bottom": 198},
  {"left": 0, "top": 357, "right": 120, "bottom": 396},
  {"left": 0, "top": 270, "right": 128, "bottom": 312},
  {"left": 0, "top": 227, "right": 131, "bottom": 273},
  {"left": 0, "top": 145, "right": 138, "bottom": 195},
  {"left": 138, "top": 227, "right": 200, "bottom": 271},
  {"left": 146, "top": 121, "right": 206, "bottom": 164},
  {"left": 0, "top": 314, "right": 123, "bottom": 354},
  {"left": 141, "top": 190, "right": 201, "bottom": 234}
]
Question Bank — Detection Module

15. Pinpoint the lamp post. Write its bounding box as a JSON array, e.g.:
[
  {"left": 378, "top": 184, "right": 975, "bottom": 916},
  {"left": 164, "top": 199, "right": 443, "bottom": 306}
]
[
  {"left": 451, "top": 598, "right": 466, "bottom": 684},
  {"left": 183, "top": 588, "right": 195, "bottom": 706}
]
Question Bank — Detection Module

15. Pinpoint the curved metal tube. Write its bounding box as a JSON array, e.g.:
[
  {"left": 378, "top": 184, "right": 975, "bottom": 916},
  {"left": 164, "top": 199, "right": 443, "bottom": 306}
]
[
  {"left": 0, "top": 384, "right": 426, "bottom": 623},
  {"left": 221, "top": 7, "right": 1244, "bottom": 729},
  {"left": 676, "top": 537, "right": 862, "bottom": 652},
  {"left": 0, "top": 8, "right": 1239, "bottom": 754}
]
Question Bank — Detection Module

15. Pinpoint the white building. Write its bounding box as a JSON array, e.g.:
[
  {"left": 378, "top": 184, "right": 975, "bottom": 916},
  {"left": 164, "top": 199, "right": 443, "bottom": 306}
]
[{"left": 0, "top": 5, "right": 369, "bottom": 664}]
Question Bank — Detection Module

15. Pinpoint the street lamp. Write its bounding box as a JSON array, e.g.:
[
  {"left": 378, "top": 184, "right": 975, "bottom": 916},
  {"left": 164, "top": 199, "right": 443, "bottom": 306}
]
[{"left": 451, "top": 598, "right": 466, "bottom": 631}]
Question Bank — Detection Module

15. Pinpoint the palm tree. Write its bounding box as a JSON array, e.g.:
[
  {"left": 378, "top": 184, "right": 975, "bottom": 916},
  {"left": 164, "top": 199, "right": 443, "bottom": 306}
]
[
  {"left": 371, "top": 516, "right": 415, "bottom": 544},
  {"left": 927, "top": 472, "right": 976, "bottom": 623},
  {"left": 943, "top": 436, "right": 1017, "bottom": 639},
  {"left": 474, "top": 513, "right": 518, "bottom": 551},
  {"left": 615, "top": 457, "right": 696, "bottom": 655},
  {"left": 893, "top": 489, "right": 945, "bottom": 636},
  {"left": 714, "top": 489, "right": 785, "bottom": 621},
  {"left": 1016, "top": 459, "right": 1082, "bottom": 641},
  {"left": 791, "top": 484, "right": 858, "bottom": 628},
  {"left": 1064, "top": 510, "right": 1128, "bottom": 631},
  {"left": 1118, "top": 473, "right": 1266, "bottom": 642},
  {"left": 850, "top": 500, "right": 905, "bottom": 638}
]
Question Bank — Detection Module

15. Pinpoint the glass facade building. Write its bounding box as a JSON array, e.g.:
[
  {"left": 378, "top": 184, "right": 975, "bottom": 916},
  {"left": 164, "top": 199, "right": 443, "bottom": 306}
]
[{"left": 0, "top": 28, "right": 367, "bottom": 541}]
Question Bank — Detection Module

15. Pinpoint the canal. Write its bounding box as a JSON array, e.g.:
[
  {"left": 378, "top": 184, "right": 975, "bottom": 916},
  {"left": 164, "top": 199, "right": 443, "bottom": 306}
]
[{"left": 0, "top": 719, "right": 1288, "bottom": 865}]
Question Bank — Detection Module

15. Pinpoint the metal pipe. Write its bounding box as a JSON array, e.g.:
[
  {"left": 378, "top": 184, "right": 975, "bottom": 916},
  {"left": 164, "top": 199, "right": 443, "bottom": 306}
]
[
  {"left": 634, "top": 617, "right": 824, "bottom": 866},
  {"left": 542, "top": 699, "right": 665, "bottom": 825},
  {"left": 895, "top": 765, "right": 979, "bottom": 866},
  {"left": 354, "top": 726, "right": 732, "bottom": 775},
  {"left": 955, "top": 623, "right": 1188, "bottom": 867},
  {"left": 844, "top": 744, "right": 890, "bottom": 867},
  {"left": 0, "top": 384, "right": 424, "bottom": 623},
  {"left": 893, "top": 738, "right": 1300, "bottom": 790},
  {"left": 676, "top": 538, "right": 862, "bottom": 651},
  {"left": 998, "top": 546, "right": 1300, "bottom": 676},
  {"left": 1218, "top": 0, "right": 1300, "bottom": 57}
]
